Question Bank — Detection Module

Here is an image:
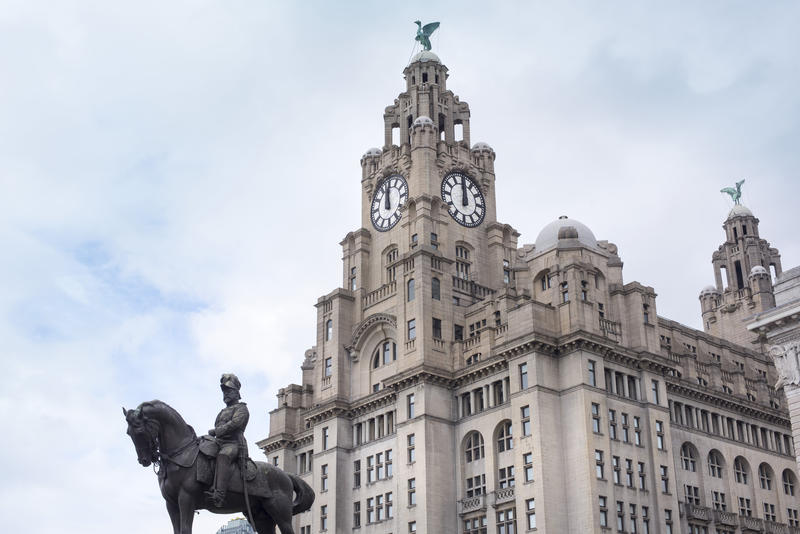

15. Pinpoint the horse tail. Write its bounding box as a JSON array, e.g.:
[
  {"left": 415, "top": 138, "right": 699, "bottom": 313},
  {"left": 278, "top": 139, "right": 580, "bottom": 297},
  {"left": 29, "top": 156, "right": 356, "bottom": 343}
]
[{"left": 289, "top": 473, "right": 315, "bottom": 515}]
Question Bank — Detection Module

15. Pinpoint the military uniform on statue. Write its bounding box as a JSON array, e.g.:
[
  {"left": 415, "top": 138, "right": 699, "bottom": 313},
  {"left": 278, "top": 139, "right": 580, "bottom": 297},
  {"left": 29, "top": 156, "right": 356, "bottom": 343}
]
[{"left": 206, "top": 373, "right": 250, "bottom": 508}]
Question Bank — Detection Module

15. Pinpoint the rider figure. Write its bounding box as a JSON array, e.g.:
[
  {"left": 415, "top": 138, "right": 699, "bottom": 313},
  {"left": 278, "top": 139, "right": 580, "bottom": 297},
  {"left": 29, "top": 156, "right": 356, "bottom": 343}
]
[{"left": 206, "top": 373, "right": 250, "bottom": 508}]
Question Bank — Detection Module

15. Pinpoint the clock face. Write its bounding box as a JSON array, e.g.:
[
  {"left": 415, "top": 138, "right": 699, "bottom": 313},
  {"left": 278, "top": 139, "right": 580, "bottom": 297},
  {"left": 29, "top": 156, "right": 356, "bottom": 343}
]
[
  {"left": 441, "top": 171, "right": 486, "bottom": 227},
  {"left": 371, "top": 174, "right": 408, "bottom": 231}
]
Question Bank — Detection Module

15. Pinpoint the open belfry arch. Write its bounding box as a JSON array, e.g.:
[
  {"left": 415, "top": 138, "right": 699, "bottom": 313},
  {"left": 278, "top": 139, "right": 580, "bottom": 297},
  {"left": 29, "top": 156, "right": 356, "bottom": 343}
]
[{"left": 258, "top": 29, "right": 800, "bottom": 534}]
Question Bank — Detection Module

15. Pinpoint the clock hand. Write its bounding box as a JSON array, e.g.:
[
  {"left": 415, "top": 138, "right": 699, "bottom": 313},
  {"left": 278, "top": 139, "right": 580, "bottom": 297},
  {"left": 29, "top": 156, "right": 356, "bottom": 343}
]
[
  {"left": 384, "top": 182, "right": 391, "bottom": 210},
  {"left": 461, "top": 177, "right": 468, "bottom": 207}
]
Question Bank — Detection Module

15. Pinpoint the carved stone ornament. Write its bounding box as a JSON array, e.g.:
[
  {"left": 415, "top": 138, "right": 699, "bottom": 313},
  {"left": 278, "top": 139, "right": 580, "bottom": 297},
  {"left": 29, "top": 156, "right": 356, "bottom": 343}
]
[{"left": 769, "top": 343, "right": 800, "bottom": 389}]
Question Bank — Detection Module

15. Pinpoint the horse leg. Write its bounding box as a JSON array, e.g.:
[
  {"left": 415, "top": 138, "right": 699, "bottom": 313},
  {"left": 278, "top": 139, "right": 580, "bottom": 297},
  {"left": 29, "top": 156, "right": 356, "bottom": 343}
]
[
  {"left": 253, "top": 510, "right": 276, "bottom": 534},
  {"left": 166, "top": 499, "right": 180, "bottom": 534},
  {"left": 178, "top": 489, "right": 195, "bottom": 534},
  {"left": 271, "top": 495, "right": 295, "bottom": 534}
]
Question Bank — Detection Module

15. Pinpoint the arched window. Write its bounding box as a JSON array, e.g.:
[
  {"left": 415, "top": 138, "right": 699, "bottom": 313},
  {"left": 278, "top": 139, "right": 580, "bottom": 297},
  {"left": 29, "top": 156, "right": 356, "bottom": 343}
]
[
  {"left": 465, "top": 432, "right": 484, "bottom": 463},
  {"left": 325, "top": 319, "right": 333, "bottom": 341},
  {"left": 759, "top": 463, "right": 774, "bottom": 491},
  {"left": 407, "top": 278, "right": 415, "bottom": 301},
  {"left": 372, "top": 341, "right": 397, "bottom": 369},
  {"left": 783, "top": 469, "right": 797, "bottom": 496},
  {"left": 497, "top": 421, "right": 513, "bottom": 452},
  {"left": 432, "top": 277, "right": 440, "bottom": 300},
  {"left": 680, "top": 443, "right": 697, "bottom": 472},
  {"left": 708, "top": 450, "right": 724, "bottom": 478},
  {"left": 734, "top": 457, "right": 750, "bottom": 484}
]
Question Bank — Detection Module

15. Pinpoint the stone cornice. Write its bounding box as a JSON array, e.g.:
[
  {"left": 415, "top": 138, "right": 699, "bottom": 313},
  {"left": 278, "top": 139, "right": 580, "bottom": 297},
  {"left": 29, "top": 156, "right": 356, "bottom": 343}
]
[{"left": 666, "top": 378, "right": 790, "bottom": 427}]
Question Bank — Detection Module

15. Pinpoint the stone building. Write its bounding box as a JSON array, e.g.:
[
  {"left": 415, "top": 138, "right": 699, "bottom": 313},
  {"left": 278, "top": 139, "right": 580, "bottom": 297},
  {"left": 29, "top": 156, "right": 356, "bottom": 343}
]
[
  {"left": 216, "top": 517, "right": 255, "bottom": 534},
  {"left": 258, "top": 50, "right": 800, "bottom": 534}
]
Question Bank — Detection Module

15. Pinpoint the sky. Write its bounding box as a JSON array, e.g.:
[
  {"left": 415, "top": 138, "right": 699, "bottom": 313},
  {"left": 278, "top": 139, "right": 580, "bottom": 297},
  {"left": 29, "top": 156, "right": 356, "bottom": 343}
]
[{"left": 1, "top": 1, "right": 799, "bottom": 532}]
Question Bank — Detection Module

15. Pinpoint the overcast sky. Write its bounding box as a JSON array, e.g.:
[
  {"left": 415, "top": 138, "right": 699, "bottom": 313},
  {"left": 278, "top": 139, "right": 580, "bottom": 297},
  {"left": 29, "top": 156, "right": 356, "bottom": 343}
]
[{"left": 2, "top": 2, "right": 799, "bottom": 532}]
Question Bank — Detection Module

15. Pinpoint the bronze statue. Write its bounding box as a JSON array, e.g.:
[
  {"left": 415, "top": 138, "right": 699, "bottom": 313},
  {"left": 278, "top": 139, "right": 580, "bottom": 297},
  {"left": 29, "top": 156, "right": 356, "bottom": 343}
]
[
  {"left": 720, "top": 179, "right": 745, "bottom": 205},
  {"left": 414, "top": 20, "right": 440, "bottom": 51},
  {"left": 124, "top": 375, "right": 314, "bottom": 534},
  {"left": 206, "top": 373, "right": 249, "bottom": 507}
]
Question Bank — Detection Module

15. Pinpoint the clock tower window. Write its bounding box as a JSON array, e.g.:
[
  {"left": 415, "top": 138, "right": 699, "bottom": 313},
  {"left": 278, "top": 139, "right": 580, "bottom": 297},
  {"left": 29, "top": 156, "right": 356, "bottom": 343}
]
[
  {"left": 456, "top": 246, "right": 471, "bottom": 280},
  {"left": 432, "top": 277, "right": 441, "bottom": 300}
]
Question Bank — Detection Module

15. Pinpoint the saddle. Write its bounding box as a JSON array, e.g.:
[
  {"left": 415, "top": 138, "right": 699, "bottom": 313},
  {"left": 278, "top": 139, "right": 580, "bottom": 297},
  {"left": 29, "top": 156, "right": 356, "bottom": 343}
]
[{"left": 197, "top": 436, "right": 258, "bottom": 482}]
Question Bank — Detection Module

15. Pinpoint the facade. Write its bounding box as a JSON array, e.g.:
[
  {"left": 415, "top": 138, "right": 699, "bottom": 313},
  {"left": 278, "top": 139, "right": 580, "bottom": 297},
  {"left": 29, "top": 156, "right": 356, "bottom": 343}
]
[
  {"left": 749, "top": 267, "right": 800, "bottom": 476},
  {"left": 216, "top": 517, "right": 255, "bottom": 534},
  {"left": 258, "top": 50, "right": 800, "bottom": 534}
]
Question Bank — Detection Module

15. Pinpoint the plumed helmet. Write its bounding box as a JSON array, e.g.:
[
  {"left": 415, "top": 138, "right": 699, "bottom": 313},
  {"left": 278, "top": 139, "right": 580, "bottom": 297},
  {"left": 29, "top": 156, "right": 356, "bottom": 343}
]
[{"left": 220, "top": 373, "right": 241, "bottom": 391}]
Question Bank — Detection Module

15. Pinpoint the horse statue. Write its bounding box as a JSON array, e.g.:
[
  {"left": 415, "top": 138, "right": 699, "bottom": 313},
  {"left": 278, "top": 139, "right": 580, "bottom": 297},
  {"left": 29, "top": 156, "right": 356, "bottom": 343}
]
[{"left": 124, "top": 400, "right": 314, "bottom": 534}]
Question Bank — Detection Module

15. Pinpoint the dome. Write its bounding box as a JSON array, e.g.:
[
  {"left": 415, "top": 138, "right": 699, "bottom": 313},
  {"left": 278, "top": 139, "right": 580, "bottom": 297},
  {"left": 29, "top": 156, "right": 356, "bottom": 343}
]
[
  {"left": 413, "top": 115, "right": 434, "bottom": 127},
  {"left": 750, "top": 265, "right": 768, "bottom": 277},
  {"left": 727, "top": 204, "right": 753, "bottom": 219},
  {"left": 471, "top": 142, "right": 493, "bottom": 151},
  {"left": 362, "top": 147, "right": 381, "bottom": 158},
  {"left": 534, "top": 216, "right": 598, "bottom": 252},
  {"left": 409, "top": 50, "right": 441, "bottom": 64},
  {"left": 700, "top": 285, "right": 720, "bottom": 296}
]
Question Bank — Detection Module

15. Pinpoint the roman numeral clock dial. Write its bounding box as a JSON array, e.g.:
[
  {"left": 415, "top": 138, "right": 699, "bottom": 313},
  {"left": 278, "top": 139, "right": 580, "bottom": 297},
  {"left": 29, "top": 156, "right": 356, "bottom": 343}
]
[
  {"left": 441, "top": 171, "right": 485, "bottom": 227},
  {"left": 370, "top": 174, "right": 408, "bottom": 231}
]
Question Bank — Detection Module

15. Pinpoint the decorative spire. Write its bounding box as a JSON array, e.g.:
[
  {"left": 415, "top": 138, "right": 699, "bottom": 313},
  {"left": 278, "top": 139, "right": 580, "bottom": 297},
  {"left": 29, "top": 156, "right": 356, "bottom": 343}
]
[
  {"left": 414, "top": 21, "right": 440, "bottom": 51},
  {"left": 720, "top": 179, "right": 745, "bottom": 205}
]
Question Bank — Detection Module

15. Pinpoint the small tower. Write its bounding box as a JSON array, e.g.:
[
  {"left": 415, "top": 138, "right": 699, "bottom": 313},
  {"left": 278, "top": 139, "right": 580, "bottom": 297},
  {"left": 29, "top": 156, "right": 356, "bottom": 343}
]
[{"left": 699, "top": 201, "right": 782, "bottom": 347}]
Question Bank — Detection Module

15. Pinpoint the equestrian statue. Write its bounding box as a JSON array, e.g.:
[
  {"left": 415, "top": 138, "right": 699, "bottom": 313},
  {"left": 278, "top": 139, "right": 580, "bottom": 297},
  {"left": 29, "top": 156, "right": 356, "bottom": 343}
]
[{"left": 124, "top": 373, "right": 314, "bottom": 534}]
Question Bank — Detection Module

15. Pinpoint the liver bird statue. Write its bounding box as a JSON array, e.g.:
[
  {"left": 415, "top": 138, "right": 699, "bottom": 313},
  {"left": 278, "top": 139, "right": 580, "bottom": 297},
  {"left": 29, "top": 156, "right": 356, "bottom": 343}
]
[
  {"left": 414, "top": 21, "right": 440, "bottom": 51},
  {"left": 720, "top": 179, "right": 745, "bottom": 205}
]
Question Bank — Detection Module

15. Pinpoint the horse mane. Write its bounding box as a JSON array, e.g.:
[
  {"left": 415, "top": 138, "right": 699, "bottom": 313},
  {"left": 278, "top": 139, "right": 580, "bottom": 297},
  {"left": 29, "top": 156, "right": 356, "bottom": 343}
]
[{"left": 137, "top": 400, "right": 197, "bottom": 439}]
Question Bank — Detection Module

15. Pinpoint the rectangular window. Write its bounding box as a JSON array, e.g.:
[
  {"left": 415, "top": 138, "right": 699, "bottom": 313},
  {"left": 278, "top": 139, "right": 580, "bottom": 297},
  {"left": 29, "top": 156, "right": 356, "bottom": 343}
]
[
  {"left": 592, "top": 403, "right": 601, "bottom": 433},
  {"left": 616, "top": 501, "right": 624, "bottom": 532},
  {"left": 432, "top": 317, "right": 442, "bottom": 339},
  {"left": 367, "top": 455, "right": 375, "bottom": 483},
  {"left": 324, "top": 357, "right": 332, "bottom": 377},
  {"left": 496, "top": 508, "right": 516, "bottom": 534},
  {"left": 411, "top": 234, "right": 418, "bottom": 247},
  {"left": 621, "top": 413, "right": 629, "bottom": 443},
  {"left": 588, "top": 360, "right": 597, "bottom": 386},
  {"left": 633, "top": 416, "right": 642, "bottom": 446},
  {"left": 367, "top": 497, "right": 375, "bottom": 523},
  {"left": 526, "top": 498, "right": 536, "bottom": 529},
  {"left": 386, "top": 449, "right": 393, "bottom": 478},
  {"left": 376, "top": 494, "right": 384, "bottom": 521},
  {"left": 350, "top": 267, "right": 357, "bottom": 291},
  {"left": 376, "top": 452, "right": 385, "bottom": 480},
  {"left": 599, "top": 496, "right": 608, "bottom": 527},
  {"left": 523, "top": 452, "right": 534, "bottom": 482},
  {"left": 684, "top": 484, "right": 700, "bottom": 505},
  {"left": 521, "top": 405, "right": 531, "bottom": 436},
  {"left": 629, "top": 504, "right": 637, "bottom": 534},
  {"left": 320, "top": 505, "right": 328, "bottom": 531},
  {"left": 625, "top": 458, "right": 633, "bottom": 487},
  {"left": 409, "top": 521, "right": 416, "bottom": 533},
  {"left": 407, "top": 394, "right": 415, "bottom": 419},
  {"left": 407, "top": 319, "right": 416, "bottom": 340},
  {"left": 454, "top": 324, "right": 464, "bottom": 341},
  {"left": 642, "top": 506, "right": 649, "bottom": 534},
  {"left": 651, "top": 380, "right": 660, "bottom": 404},
  {"left": 739, "top": 497, "right": 752, "bottom": 517},
  {"left": 638, "top": 462, "right": 646, "bottom": 490},
  {"left": 612, "top": 456, "right": 621, "bottom": 484},
  {"left": 665, "top": 509, "right": 673, "bottom": 534},
  {"left": 519, "top": 363, "right": 528, "bottom": 389},
  {"left": 788, "top": 508, "right": 799, "bottom": 527},
  {"left": 656, "top": 420, "right": 665, "bottom": 450},
  {"left": 498, "top": 466, "right": 515, "bottom": 488},
  {"left": 712, "top": 491, "right": 726, "bottom": 511},
  {"left": 354, "top": 460, "right": 361, "bottom": 488},
  {"left": 466, "top": 474, "right": 486, "bottom": 497},
  {"left": 408, "top": 478, "right": 416, "bottom": 506},
  {"left": 353, "top": 501, "right": 361, "bottom": 528},
  {"left": 407, "top": 433, "right": 415, "bottom": 463},
  {"left": 321, "top": 464, "right": 329, "bottom": 492},
  {"left": 595, "top": 450, "right": 604, "bottom": 479},
  {"left": 322, "top": 427, "right": 330, "bottom": 450},
  {"left": 660, "top": 465, "right": 669, "bottom": 493},
  {"left": 386, "top": 492, "right": 393, "bottom": 519},
  {"left": 763, "top": 503, "right": 776, "bottom": 522}
]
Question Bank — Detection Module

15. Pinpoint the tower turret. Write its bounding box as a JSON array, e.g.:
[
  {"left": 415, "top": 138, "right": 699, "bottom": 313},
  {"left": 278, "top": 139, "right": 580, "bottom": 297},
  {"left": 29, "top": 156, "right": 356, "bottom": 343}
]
[{"left": 700, "top": 200, "right": 782, "bottom": 347}]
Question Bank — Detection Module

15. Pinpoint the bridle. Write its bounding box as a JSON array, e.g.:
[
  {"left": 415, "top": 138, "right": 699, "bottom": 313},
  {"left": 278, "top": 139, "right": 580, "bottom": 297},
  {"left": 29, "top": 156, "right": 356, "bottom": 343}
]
[{"left": 128, "top": 411, "right": 197, "bottom": 475}]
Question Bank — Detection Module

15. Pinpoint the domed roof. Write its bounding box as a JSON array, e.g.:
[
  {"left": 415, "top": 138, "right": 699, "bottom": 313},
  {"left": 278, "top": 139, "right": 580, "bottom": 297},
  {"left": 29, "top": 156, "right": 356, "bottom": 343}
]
[
  {"left": 750, "top": 265, "right": 768, "bottom": 277},
  {"left": 413, "top": 115, "right": 433, "bottom": 126},
  {"left": 409, "top": 50, "right": 441, "bottom": 64},
  {"left": 534, "top": 216, "right": 598, "bottom": 252},
  {"left": 362, "top": 147, "right": 381, "bottom": 158},
  {"left": 471, "top": 142, "right": 493, "bottom": 151},
  {"left": 700, "top": 285, "right": 720, "bottom": 296},
  {"left": 727, "top": 204, "right": 753, "bottom": 219}
]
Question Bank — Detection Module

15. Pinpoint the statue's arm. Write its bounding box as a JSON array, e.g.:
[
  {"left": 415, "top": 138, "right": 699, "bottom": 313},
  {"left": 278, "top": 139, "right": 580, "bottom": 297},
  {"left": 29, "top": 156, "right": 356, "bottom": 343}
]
[{"left": 215, "top": 404, "right": 250, "bottom": 438}]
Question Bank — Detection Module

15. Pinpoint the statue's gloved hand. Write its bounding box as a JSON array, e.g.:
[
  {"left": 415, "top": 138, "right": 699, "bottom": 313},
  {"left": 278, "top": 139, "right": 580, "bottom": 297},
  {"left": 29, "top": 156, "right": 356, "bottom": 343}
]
[{"left": 208, "top": 429, "right": 216, "bottom": 437}]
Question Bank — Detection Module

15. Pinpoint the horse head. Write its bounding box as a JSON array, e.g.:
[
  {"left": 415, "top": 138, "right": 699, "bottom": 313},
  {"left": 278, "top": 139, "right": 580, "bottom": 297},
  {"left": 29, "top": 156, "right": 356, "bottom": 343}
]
[{"left": 124, "top": 405, "right": 161, "bottom": 467}]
